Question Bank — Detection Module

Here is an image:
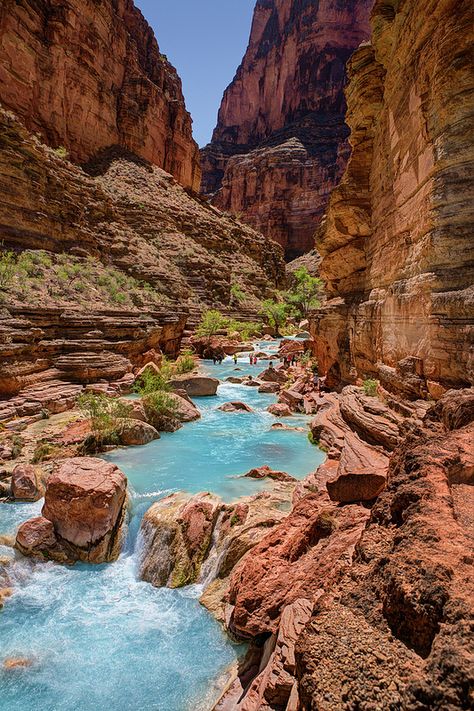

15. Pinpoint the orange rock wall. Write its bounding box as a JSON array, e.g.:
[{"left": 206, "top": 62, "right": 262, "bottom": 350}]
[
  {"left": 311, "top": 0, "right": 474, "bottom": 396},
  {"left": 201, "top": 0, "right": 373, "bottom": 258},
  {"left": 0, "top": 0, "right": 200, "bottom": 190}
]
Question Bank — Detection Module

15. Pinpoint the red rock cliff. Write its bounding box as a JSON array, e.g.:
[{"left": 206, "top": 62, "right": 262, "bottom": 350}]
[
  {"left": 311, "top": 0, "right": 474, "bottom": 397},
  {"left": 201, "top": 0, "right": 373, "bottom": 259},
  {"left": 0, "top": 0, "right": 201, "bottom": 190}
]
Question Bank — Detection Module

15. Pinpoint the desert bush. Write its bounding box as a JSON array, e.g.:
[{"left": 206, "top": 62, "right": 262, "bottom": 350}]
[
  {"left": 175, "top": 352, "right": 196, "bottom": 374},
  {"left": 142, "top": 391, "right": 179, "bottom": 431},
  {"left": 363, "top": 379, "right": 378, "bottom": 397},
  {"left": 77, "top": 392, "right": 132, "bottom": 448},
  {"left": 196, "top": 309, "right": 227, "bottom": 340}
]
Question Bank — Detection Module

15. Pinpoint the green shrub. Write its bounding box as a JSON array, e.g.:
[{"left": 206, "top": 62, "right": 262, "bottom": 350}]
[
  {"left": 230, "top": 283, "right": 246, "bottom": 304},
  {"left": 77, "top": 392, "right": 132, "bottom": 448},
  {"left": 363, "top": 379, "right": 378, "bottom": 397},
  {"left": 175, "top": 353, "right": 195, "bottom": 374},
  {"left": 134, "top": 361, "right": 174, "bottom": 394},
  {"left": 259, "top": 299, "right": 288, "bottom": 336},
  {"left": 142, "top": 391, "right": 179, "bottom": 429},
  {"left": 53, "top": 146, "right": 69, "bottom": 159},
  {"left": 226, "top": 319, "right": 262, "bottom": 340},
  {"left": 196, "top": 309, "right": 228, "bottom": 340},
  {"left": 31, "top": 441, "right": 58, "bottom": 463},
  {"left": 0, "top": 247, "right": 17, "bottom": 292}
]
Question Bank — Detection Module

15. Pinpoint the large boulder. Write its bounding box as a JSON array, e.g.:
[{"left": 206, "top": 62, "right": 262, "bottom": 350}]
[
  {"left": 170, "top": 375, "right": 219, "bottom": 397},
  {"left": 16, "top": 458, "right": 127, "bottom": 564},
  {"left": 10, "top": 464, "right": 43, "bottom": 501},
  {"left": 118, "top": 419, "right": 160, "bottom": 446},
  {"left": 167, "top": 392, "right": 201, "bottom": 421},
  {"left": 258, "top": 367, "right": 288, "bottom": 384},
  {"left": 258, "top": 382, "right": 281, "bottom": 394}
]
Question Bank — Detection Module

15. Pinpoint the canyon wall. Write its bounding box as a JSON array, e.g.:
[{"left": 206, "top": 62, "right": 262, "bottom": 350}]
[
  {"left": 0, "top": 0, "right": 200, "bottom": 190},
  {"left": 311, "top": 0, "right": 474, "bottom": 398},
  {"left": 201, "top": 0, "right": 373, "bottom": 259}
]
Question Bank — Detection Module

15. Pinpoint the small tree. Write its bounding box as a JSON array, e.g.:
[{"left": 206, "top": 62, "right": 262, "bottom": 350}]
[
  {"left": 0, "top": 247, "right": 17, "bottom": 294},
  {"left": 259, "top": 299, "right": 288, "bottom": 337},
  {"left": 230, "top": 283, "right": 246, "bottom": 305},
  {"left": 196, "top": 309, "right": 227, "bottom": 341},
  {"left": 285, "top": 267, "right": 323, "bottom": 320}
]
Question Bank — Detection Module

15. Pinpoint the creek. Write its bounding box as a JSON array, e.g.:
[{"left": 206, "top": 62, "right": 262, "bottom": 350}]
[{"left": 0, "top": 341, "right": 324, "bottom": 711}]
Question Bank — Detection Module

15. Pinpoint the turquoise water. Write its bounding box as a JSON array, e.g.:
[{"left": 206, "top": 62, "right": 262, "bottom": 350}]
[{"left": 0, "top": 345, "right": 324, "bottom": 711}]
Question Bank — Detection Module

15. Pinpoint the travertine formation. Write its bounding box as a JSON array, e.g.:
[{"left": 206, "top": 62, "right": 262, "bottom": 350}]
[
  {"left": 201, "top": 0, "right": 372, "bottom": 258},
  {"left": 310, "top": 0, "right": 474, "bottom": 396},
  {"left": 0, "top": 0, "right": 200, "bottom": 189}
]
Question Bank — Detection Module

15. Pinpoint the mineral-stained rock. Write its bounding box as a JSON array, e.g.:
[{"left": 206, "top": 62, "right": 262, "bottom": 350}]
[
  {"left": 258, "top": 367, "right": 287, "bottom": 384},
  {"left": 243, "top": 466, "right": 294, "bottom": 483},
  {"left": 218, "top": 402, "right": 254, "bottom": 413},
  {"left": 16, "top": 457, "right": 127, "bottom": 564},
  {"left": 201, "top": 0, "right": 373, "bottom": 259},
  {"left": 10, "top": 464, "right": 43, "bottom": 501},
  {"left": 169, "top": 375, "right": 219, "bottom": 398},
  {"left": 139, "top": 492, "right": 222, "bottom": 588},
  {"left": 310, "top": 0, "right": 474, "bottom": 395},
  {"left": 296, "top": 399, "right": 474, "bottom": 710},
  {"left": 258, "top": 382, "right": 281, "bottom": 394},
  {"left": 0, "top": 0, "right": 200, "bottom": 189}
]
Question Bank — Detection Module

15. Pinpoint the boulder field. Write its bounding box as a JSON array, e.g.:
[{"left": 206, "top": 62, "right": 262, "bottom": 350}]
[{"left": 209, "top": 387, "right": 474, "bottom": 710}]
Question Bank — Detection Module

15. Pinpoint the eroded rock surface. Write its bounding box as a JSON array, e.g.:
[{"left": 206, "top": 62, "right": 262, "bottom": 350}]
[
  {"left": 0, "top": 0, "right": 200, "bottom": 189},
  {"left": 201, "top": 0, "right": 372, "bottom": 258},
  {"left": 310, "top": 0, "right": 474, "bottom": 395}
]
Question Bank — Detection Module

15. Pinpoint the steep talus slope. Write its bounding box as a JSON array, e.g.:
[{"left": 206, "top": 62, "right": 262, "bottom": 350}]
[
  {"left": 0, "top": 107, "right": 284, "bottom": 404},
  {"left": 310, "top": 0, "right": 474, "bottom": 396},
  {"left": 201, "top": 0, "right": 373, "bottom": 259},
  {"left": 0, "top": 0, "right": 201, "bottom": 189}
]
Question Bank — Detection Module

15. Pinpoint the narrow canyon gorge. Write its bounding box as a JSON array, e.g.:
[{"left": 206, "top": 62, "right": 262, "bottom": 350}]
[{"left": 0, "top": 1, "right": 472, "bottom": 711}]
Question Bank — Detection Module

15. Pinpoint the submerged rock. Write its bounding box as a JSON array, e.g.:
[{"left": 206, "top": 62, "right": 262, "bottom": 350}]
[
  {"left": 16, "top": 457, "right": 127, "bottom": 564},
  {"left": 267, "top": 403, "right": 292, "bottom": 418},
  {"left": 243, "top": 466, "right": 295, "bottom": 483},
  {"left": 218, "top": 402, "right": 254, "bottom": 413}
]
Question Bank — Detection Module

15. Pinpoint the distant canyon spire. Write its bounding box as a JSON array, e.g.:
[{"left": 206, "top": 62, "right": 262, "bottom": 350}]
[{"left": 200, "top": 0, "right": 373, "bottom": 259}]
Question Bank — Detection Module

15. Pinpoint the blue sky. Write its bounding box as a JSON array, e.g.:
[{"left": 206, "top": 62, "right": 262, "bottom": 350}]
[{"left": 135, "top": 1, "right": 256, "bottom": 147}]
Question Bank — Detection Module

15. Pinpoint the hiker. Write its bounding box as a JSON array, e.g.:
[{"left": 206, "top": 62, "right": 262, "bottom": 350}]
[
  {"left": 268, "top": 361, "right": 275, "bottom": 370},
  {"left": 312, "top": 369, "right": 320, "bottom": 394},
  {"left": 233, "top": 353, "right": 238, "bottom": 365},
  {"left": 291, "top": 354, "right": 297, "bottom": 366},
  {"left": 212, "top": 356, "right": 217, "bottom": 365}
]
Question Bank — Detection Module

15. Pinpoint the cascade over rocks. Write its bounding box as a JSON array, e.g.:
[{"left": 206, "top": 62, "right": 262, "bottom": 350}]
[
  {"left": 16, "top": 457, "right": 127, "bottom": 564},
  {"left": 201, "top": 0, "right": 373, "bottom": 259}
]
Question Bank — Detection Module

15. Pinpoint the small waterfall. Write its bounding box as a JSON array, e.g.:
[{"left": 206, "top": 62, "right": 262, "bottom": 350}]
[{"left": 199, "top": 510, "right": 228, "bottom": 587}]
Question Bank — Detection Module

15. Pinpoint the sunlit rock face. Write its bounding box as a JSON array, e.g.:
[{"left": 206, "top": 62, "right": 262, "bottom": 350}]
[
  {"left": 310, "top": 0, "right": 474, "bottom": 396},
  {"left": 0, "top": 0, "right": 201, "bottom": 189},
  {"left": 201, "top": 0, "right": 373, "bottom": 259}
]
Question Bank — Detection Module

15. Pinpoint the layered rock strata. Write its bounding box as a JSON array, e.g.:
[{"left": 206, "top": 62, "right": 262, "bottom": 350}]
[
  {"left": 201, "top": 0, "right": 373, "bottom": 258},
  {"left": 311, "top": 0, "right": 474, "bottom": 395},
  {"left": 16, "top": 457, "right": 127, "bottom": 564},
  {"left": 0, "top": 0, "right": 200, "bottom": 189}
]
